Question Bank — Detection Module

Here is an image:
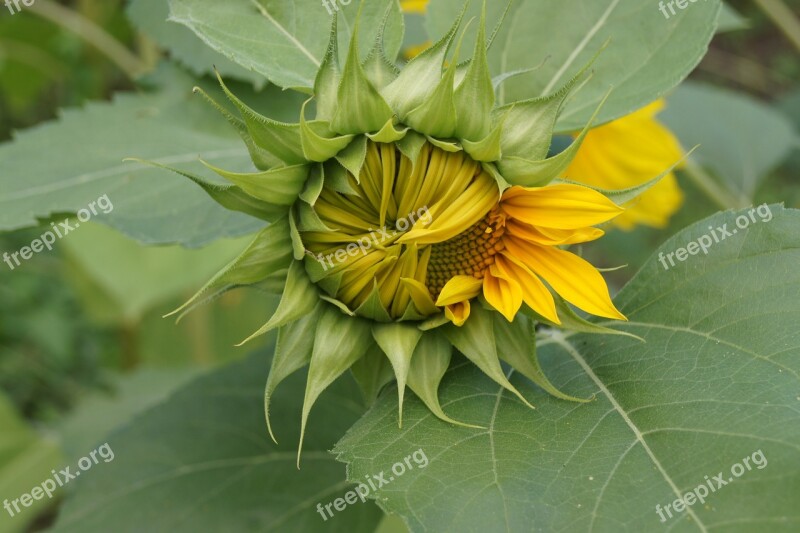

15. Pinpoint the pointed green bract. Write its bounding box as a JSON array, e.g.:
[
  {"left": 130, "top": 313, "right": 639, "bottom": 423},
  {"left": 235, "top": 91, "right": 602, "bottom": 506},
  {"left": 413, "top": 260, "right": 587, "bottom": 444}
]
[
  {"left": 299, "top": 107, "right": 355, "bottom": 162},
  {"left": 354, "top": 283, "right": 393, "bottom": 322},
  {"left": 335, "top": 135, "right": 368, "bottom": 179},
  {"left": 298, "top": 307, "right": 373, "bottom": 465},
  {"left": 498, "top": 90, "right": 611, "bottom": 186},
  {"left": 350, "top": 347, "right": 395, "bottom": 407},
  {"left": 493, "top": 314, "right": 589, "bottom": 402},
  {"left": 382, "top": 5, "right": 466, "bottom": 119},
  {"left": 454, "top": 5, "right": 494, "bottom": 141},
  {"left": 331, "top": 10, "right": 394, "bottom": 134},
  {"left": 192, "top": 87, "right": 281, "bottom": 170},
  {"left": 201, "top": 161, "right": 310, "bottom": 205},
  {"left": 406, "top": 332, "right": 482, "bottom": 429},
  {"left": 167, "top": 219, "right": 293, "bottom": 320},
  {"left": 265, "top": 308, "right": 320, "bottom": 443},
  {"left": 444, "top": 304, "right": 534, "bottom": 409},
  {"left": 215, "top": 71, "right": 306, "bottom": 165},
  {"left": 124, "top": 158, "right": 283, "bottom": 221},
  {"left": 313, "top": 16, "right": 340, "bottom": 123},
  {"left": 363, "top": 6, "right": 400, "bottom": 90},
  {"left": 461, "top": 111, "right": 506, "bottom": 162},
  {"left": 238, "top": 260, "right": 318, "bottom": 345},
  {"left": 372, "top": 323, "right": 423, "bottom": 427}
]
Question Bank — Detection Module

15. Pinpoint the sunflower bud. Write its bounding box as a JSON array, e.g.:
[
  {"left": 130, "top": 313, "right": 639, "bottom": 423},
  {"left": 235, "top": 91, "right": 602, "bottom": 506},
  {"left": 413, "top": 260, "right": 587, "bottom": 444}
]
[{"left": 149, "top": 1, "right": 645, "bottom": 462}]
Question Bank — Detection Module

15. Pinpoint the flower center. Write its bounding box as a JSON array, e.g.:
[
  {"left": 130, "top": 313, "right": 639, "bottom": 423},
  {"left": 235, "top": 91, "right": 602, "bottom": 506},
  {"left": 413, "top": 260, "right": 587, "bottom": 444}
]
[{"left": 426, "top": 207, "right": 506, "bottom": 298}]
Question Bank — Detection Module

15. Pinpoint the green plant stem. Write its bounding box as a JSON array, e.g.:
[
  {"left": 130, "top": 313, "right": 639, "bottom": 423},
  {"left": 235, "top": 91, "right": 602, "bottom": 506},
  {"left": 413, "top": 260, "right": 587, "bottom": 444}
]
[
  {"left": 681, "top": 160, "right": 747, "bottom": 210},
  {"left": 27, "top": 0, "right": 148, "bottom": 80},
  {"left": 754, "top": 0, "right": 800, "bottom": 53}
]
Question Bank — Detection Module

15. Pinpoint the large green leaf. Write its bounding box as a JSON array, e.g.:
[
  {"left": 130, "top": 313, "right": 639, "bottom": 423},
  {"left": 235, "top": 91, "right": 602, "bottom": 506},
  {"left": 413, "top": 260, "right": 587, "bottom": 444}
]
[
  {"left": 128, "top": 0, "right": 265, "bottom": 86},
  {"left": 427, "top": 0, "right": 721, "bottom": 131},
  {"left": 168, "top": 0, "right": 405, "bottom": 91},
  {"left": 335, "top": 205, "right": 800, "bottom": 532},
  {"left": 0, "top": 394, "right": 62, "bottom": 533},
  {"left": 56, "top": 368, "right": 201, "bottom": 461},
  {"left": 662, "top": 81, "right": 798, "bottom": 207},
  {"left": 0, "top": 64, "right": 303, "bottom": 247},
  {"left": 50, "top": 350, "right": 383, "bottom": 532}
]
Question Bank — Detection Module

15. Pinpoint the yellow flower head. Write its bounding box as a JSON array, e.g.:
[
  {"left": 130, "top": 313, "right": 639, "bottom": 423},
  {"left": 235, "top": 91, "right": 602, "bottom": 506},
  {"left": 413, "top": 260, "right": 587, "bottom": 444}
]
[{"left": 563, "top": 99, "right": 685, "bottom": 230}]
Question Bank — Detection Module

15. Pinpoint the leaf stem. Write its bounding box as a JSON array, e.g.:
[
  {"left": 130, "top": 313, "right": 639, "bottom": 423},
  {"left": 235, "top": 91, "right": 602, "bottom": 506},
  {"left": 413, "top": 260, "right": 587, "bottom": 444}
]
[
  {"left": 27, "top": 0, "right": 148, "bottom": 80},
  {"left": 753, "top": 0, "right": 800, "bottom": 53},
  {"left": 681, "top": 160, "right": 747, "bottom": 210}
]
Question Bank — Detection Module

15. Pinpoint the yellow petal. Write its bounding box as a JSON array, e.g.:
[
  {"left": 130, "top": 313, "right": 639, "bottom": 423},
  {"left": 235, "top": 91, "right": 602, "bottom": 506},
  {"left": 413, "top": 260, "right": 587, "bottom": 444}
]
[
  {"left": 444, "top": 300, "right": 471, "bottom": 327},
  {"left": 482, "top": 264, "right": 522, "bottom": 322},
  {"left": 504, "top": 237, "right": 626, "bottom": 320},
  {"left": 501, "top": 184, "right": 623, "bottom": 230},
  {"left": 506, "top": 220, "right": 604, "bottom": 246},
  {"left": 399, "top": 278, "right": 439, "bottom": 315},
  {"left": 400, "top": 174, "right": 499, "bottom": 245},
  {"left": 436, "top": 275, "right": 483, "bottom": 306},
  {"left": 495, "top": 254, "right": 560, "bottom": 324},
  {"left": 400, "top": 0, "right": 428, "bottom": 14}
]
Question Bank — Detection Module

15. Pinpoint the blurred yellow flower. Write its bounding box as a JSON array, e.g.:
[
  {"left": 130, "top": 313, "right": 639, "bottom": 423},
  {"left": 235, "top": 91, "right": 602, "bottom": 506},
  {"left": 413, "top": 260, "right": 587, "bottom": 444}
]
[
  {"left": 400, "top": 0, "right": 428, "bottom": 14},
  {"left": 563, "top": 100, "right": 685, "bottom": 230}
]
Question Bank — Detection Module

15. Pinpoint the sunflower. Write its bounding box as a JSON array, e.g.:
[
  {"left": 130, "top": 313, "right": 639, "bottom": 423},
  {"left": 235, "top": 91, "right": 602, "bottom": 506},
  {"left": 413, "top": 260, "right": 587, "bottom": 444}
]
[
  {"left": 144, "top": 3, "right": 659, "bottom": 460},
  {"left": 562, "top": 99, "right": 685, "bottom": 230}
]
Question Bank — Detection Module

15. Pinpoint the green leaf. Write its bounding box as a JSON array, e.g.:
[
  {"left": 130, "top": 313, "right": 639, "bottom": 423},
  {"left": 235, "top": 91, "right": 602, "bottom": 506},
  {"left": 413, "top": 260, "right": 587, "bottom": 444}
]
[
  {"left": 56, "top": 368, "right": 201, "bottom": 460},
  {"left": 336, "top": 205, "right": 800, "bottom": 531},
  {"left": 0, "top": 394, "right": 62, "bottom": 533},
  {"left": 0, "top": 64, "right": 298, "bottom": 247},
  {"left": 427, "top": 0, "right": 721, "bottom": 131},
  {"left": 49, "top": 350, "right": 383, "bottom": 532},
  {"left": 168, "top": 0, "right": 404, "bottom": 91},
  {"left": 127, "top": 0, "right": 264, "bottom": 86},
  {"left": 661, "top": 81, "right": 797, "bottom": 207}
]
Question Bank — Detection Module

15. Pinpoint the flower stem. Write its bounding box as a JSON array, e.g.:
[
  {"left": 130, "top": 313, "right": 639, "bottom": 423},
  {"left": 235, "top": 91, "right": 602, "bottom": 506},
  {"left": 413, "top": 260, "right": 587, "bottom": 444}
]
[
  {"left": 753, "top": 0, "right": 800, "bottom": 53},
  {"left": 28, "top": 0, "right": 148, "bottom": 80},
  {"left": 681, "top": 160, "right": 747, "bottom": 210}
]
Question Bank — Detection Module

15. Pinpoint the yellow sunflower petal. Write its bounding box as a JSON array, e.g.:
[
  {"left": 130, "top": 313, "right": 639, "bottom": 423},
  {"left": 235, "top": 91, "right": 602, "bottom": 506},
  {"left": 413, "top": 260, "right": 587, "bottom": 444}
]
[
  {"left": 495, "top": 254, "right": 560, "bottom": 324},
  {"left": 436, "top": 275, "right": 483, "bottom": 306},
  {"left": 504, "top": 236, "right": 626, "bottom": 320},
  {"left": 501, "top": 184, "right": 623, "bottom": 230},
  {"left": 399, "top": 278, "right": 439, "bottom": 315},
  {"left": 506, "top": 220, "right": 605, "bottom": 245},
  {"left": 482, "top": 264, "right": 522, "bottom": 322},
  {"left": 400, "top": 0, "right": 428, "bottom": 14},
  {"left": 444, "top": 300, "right": 471, "bottom": 327}
]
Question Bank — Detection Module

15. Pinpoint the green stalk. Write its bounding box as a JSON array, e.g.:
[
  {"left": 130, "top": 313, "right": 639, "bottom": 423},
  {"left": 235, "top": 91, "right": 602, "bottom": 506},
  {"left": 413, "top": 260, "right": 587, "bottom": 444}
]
[
  {"left": 28, "top": 0, "right": 148, "bottom": 80},
  {"left": 754, "top": 0, "right": 800, "bottom": 53}
]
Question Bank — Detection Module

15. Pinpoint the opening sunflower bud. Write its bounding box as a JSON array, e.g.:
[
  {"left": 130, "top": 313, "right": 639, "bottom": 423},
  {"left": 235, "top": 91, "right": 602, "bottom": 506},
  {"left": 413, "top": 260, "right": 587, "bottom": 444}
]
[{"left": 148, "top": 1, "right": 655, "bottom": 460}]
